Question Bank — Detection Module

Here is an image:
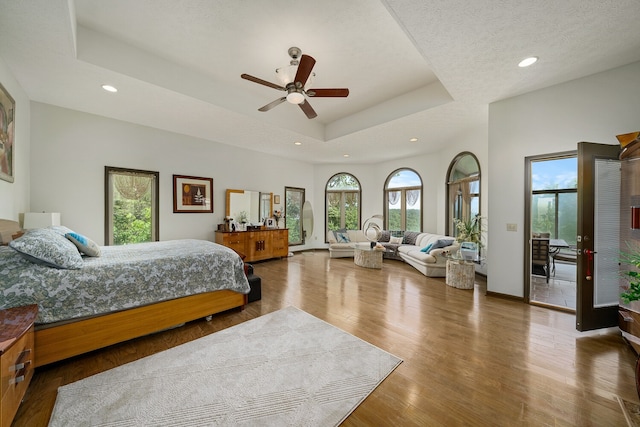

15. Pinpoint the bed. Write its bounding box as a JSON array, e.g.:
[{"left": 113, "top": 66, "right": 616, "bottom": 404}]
[{"left": 1, "top": 225, "right": 250, "bottom": 367}]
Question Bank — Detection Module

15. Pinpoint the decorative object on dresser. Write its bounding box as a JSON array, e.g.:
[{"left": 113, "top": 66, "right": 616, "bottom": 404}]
[
  {"left": 172, "top": 175, "right": 213, "bottom": 213},
  {"left": 215, "top": 228, "right": 288, "bottom": 263},
  {"left": 0, "top": 304, "right": 37, "bottom": 427}
]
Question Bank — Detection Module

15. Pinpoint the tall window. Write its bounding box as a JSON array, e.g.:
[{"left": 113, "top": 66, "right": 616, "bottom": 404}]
[
  {"left": 531, "top": 156, "right": 577, "bottom": 245},
  {"left": 285, "top": 186, "right": 304, "bottom": 246},
  {"left": 105, "top": 167, "right": 159, "bottom": 245},
  {"left": 325, "top": 173, "right": 361, "bottom": 241},
  {"left": 385, "top": 169, "right": 422, "bottom": 231},
  {"left": 446, "top": 152, "right": 481, "bottom": 237}
]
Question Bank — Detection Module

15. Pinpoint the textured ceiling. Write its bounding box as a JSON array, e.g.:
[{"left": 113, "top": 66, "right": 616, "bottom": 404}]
[{"left": 0, "top": 0, "right": 639, "bottom": 164}]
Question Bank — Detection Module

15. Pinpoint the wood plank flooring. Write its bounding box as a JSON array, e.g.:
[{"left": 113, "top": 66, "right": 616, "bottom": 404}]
[{"left": 12, "top": 250, "right": 638, "bottom": 426}]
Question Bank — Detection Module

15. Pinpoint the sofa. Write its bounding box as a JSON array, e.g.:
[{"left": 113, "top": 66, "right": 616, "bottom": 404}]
[{"left": 328, "top": 230, "right": 460, "bottom": 277}]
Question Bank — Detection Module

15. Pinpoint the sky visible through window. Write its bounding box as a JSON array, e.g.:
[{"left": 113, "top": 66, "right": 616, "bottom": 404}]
[{"left": 532, "top": 157, "right": 577, "bottom": 191}]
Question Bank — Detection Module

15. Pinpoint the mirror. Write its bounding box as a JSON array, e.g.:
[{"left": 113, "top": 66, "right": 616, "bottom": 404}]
[
  {"left": 226, "top": 189, "right": 272, "bottom": 224},
  {"left": 302, "top": 200, "right": 314, "bottom": 240}
]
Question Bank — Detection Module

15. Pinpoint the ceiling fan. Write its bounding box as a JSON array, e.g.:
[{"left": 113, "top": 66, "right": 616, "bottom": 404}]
[{"left": 241, "top": 47, "right": 349, "bottom": 119}]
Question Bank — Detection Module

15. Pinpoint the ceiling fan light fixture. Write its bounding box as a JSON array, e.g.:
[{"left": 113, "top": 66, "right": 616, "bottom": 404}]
[{"left": 286, "top": 91, "right": 305, "bottom": 104}]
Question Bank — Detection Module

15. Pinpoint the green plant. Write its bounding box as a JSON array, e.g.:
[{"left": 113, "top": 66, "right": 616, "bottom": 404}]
[
  {"left": 453, "top": 215, "right": 484, "bottom": 247},
  {"left": 620, "top": 247, "right": 640, "bottom": 303}
]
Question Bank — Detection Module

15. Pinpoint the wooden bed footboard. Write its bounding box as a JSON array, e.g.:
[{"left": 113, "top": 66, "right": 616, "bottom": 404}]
[{"left": 34, "top": 290, "right": 247, "bottom": 367}]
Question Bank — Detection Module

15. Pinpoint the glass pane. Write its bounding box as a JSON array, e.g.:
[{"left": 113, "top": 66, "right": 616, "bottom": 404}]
[
  {"left": 344, "top": 192, "right": 359, "bottom": 230},
  {"left": 406, "top": 190, "right": 421, "bottom": 231},
  {"left": 327, "top": 192, "right": 341, "bottom": 231},
  {"left": 388, "top": 190, "right": 401, "bottom": 230},
  {"left": 449, "top": 154, "right": 480, "bottom": 182},
  {"left": 532, "top": 157, "right": 577, "bottom": 191},
  {"left": 285, "top": 187, "right": 303, "bottom": 245},
  {"left": 557, "top": 192, "right": 577, "bottom": 245},
  {"left": 387, "top": 169, "right": 421, "bottom": 189},
  {"left": 327, "top": 173, "right": 360, "bottom": 190},
  {"left": 532, "top": 194, "right": 556, "bottom": 236},
  {"left": 110, "top": 172, "right": 154, "bottom": 245},
  {"left": 470, "top": 196, "right": 479, "bottom": 218}
]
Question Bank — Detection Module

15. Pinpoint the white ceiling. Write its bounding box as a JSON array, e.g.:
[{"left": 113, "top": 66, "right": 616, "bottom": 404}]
[{"left": 1, "top": 0, "right": 639, "bottom": 164}]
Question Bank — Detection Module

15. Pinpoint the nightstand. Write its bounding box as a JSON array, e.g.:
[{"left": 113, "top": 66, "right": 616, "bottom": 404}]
[{"left": 1, "top": 304, "right": 37, "bottom": 427}]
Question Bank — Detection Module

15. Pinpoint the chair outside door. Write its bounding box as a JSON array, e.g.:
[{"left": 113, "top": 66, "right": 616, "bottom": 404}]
[{"left": 532, "top": 238, "right": 551, "bottom": 283}]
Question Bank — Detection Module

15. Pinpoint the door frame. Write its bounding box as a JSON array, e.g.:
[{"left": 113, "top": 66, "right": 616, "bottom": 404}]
[{"left": 524, "top": 150, "right": 576, "bottom": 307}]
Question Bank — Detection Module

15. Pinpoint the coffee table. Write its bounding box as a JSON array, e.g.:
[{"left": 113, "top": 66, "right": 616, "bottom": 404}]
[{"left": 354, "top": 242, "right": 384, "bottom": 269}]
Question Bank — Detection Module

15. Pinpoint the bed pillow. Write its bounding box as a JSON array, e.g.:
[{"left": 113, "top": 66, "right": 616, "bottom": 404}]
[
  {"left": 427, "top": 238, "right": 455, "bottom": 254},
  {"left": 66, "top": 232, "right": 101, "bottom": 257},
  {"left": 9, "top": 228, "right": 84, "bottom": 269},
  {"left": 389, "top": 236, "right": 403, "bottom": 244}
]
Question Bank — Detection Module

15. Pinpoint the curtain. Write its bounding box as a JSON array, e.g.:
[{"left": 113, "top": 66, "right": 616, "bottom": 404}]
[{"left": 406, "top": 189, "right": 419, "bottom": 207}]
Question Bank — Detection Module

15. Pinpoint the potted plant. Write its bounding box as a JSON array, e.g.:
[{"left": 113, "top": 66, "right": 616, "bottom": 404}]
[
  {"left": 620, "top": 247, "right": 640, "bottom": 305},
  {"left": 453, "top": 215, "right": 484, "bottom": 259}
]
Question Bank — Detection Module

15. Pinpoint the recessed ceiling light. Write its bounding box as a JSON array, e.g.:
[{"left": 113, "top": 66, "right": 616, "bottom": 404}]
[
  {"left": 518, "top": 57, "right": 538, "bottom": 68},
  {"left": 294, "top": 141, "right": 302, "bottom": 146},
  {"left": 343, "top": 154, "right": 349, "bottom": 158},
  {"left": 102, "top": 84, "right": 118, "bottom": 93},
  {"left": 409, "top": 137, "right": 418, "bottom": 142}
]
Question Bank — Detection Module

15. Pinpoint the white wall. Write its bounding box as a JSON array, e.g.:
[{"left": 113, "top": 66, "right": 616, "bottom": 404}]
[
  {"left": 488, "top": 60, "right": 640, "bottom": 297},
  {"left": 0, "top": 57, "right": 30, "bottom": 220},
  {"left": 30, "top": 102, "right": 315, "bottom": 246}
]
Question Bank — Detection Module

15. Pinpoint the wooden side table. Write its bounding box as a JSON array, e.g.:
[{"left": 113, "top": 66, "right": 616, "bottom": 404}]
[
  {"left": 445, "top": 259, "right": 476, "bottom": 289},
  {"left": 1, "top": 304, "right": 37, "bottom": 427}
]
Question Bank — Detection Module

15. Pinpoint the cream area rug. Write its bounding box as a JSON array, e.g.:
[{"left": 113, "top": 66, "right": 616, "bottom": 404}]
[{"left": 49, "top": 306, "right": 402, "bottom": 426}]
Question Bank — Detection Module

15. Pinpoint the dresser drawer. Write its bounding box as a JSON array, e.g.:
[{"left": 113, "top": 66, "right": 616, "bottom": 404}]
[{"left": 1, "top": 326, "right": 34, "bottom": 427}]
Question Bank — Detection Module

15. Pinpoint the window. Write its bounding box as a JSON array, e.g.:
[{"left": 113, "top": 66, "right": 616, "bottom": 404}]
[
  {"left": 384, "top": 169, "right": 422, "bottom": 231},
  {"left": 325, "top": 173, "right": 361, "bottom": 241},
  {"left": 531, "top": 156, "right": 577, "bottom": 245},
  {"left": 105, "top": 167, "right": 159, "bottom": 245},
  {"left": 446, "top": 152, "right": 481, "bottom": 237},
  {"left": 285, "top": 186, "right": 304, "bottom": 246}
]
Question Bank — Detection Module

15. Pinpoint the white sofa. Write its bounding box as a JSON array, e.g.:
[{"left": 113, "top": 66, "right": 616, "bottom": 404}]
[{"left": 328, "top": 230, "right": 459, "bottom": 277}]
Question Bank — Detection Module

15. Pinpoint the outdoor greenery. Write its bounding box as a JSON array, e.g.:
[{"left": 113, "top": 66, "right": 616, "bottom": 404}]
[
  {"left": 620, "top": 247, "right": 640, "bottom": 304},
  {"left": 113, "top": 196, "right": 152, "bottom": 244},
  {"left": 388, "top": 208, "right": 420, "bottom": 232}
]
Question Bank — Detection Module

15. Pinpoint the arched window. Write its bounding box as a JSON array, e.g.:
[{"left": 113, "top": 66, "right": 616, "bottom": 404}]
[
  {"left": 325, "top": 173, "right": 361, "bottom": 241},
  {"left": 446, "top": 152, "right": 481, "bottom": 237},
  {"left": 384, "top": 168, "right": 422, "bottom": 231}
]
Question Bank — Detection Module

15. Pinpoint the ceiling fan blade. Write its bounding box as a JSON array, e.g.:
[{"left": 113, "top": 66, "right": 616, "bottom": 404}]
[
  {"left": 241, "top": 74, "right": 286, "bottom": 91},
  {"left": 306, "top": 88, "right": 349, "bottom": 97},
  {"left": 299, "top": 100, "right": 317, "bottom": 119},
  {"left": 258, "top": 97, "right": 287, "bottom": 112},
  {"left": 294, "top": 54, "right": 316, "bottom": 88}
]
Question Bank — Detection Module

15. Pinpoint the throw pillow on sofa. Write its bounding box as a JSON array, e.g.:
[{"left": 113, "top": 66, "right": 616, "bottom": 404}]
[
  {"left": 420, "top": 243, "right": 433, "bottom": 253},
  {"left": 336, "top": 232, "right": 350, "bottom": 243},
  {"left": 389, "top": 236, "right": 403, "bottom": 244},
  {"left": 427, "top": 238, "right": 455, "bottom": 254}
]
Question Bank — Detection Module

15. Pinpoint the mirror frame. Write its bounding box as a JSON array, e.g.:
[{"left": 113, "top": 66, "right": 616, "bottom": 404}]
[{"left": 226, "top": 189, "right": 273, "bottom": 223}]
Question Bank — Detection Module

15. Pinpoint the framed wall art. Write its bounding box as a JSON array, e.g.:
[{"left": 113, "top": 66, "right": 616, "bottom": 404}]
[
  {"left": 0, "top": 83, "right": 16, "bottom": 183},
  {"left": 173, "top": 175, "right": 213, "bottom": 213}
]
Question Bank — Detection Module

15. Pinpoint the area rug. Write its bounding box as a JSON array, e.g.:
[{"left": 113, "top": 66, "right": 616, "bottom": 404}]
[
  {"left": 618, "top": 396, "right": 640, "bottom": 427},
  {"left": 48, "top": 306, "right": 402, "bottom": 426}
]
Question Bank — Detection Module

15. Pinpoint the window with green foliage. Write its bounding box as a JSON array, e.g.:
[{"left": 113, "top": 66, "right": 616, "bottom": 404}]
[
  {"left": 285, "top": 186, "right": 304, "bottom": 246},
  {"left": 531, "top": 157, "right": 577, "bottom": 245},
  {"left": 385, "top": 169, "right": 422, "bottom": 232},
  {"left": 325, "top": 173, "right": 361, "bottom": 241},
  {"left": 105, "top": 167, "right": 159, "bottom": 245}
]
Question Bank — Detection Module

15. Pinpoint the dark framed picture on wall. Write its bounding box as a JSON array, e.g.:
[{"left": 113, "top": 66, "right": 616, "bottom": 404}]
[
  {"left": 0, "top": 83, "right": 16, "bottom": 183},
  {"left": 173, "top": 175, "right": 213, "bottom": 213}
]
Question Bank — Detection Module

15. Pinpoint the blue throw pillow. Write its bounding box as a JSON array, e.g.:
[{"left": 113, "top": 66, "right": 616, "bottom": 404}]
[
  {"left": 336, "top": 232, "right": 350, "bottom": 243},
  {"left": 66, "top": 232, "right": 101, "bottom": 257},
  {"left": 427, "top": 238, "right": 455, "bottom": 254},
  {"left": 420, "top": 243, "right": 433, "bottom": 253}
]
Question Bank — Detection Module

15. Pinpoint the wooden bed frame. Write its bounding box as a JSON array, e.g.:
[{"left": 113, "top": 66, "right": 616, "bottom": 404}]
[{"left": 34, "top": 290, "right": 247, "bottom": 367}]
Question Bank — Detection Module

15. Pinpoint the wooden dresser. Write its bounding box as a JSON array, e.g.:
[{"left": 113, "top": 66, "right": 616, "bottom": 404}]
[
  {"left": 1, "top": 304, "right": 37, "bottom": 427},
  {"left": 216, "top": 229, "right": 288, "bottom": 262}
]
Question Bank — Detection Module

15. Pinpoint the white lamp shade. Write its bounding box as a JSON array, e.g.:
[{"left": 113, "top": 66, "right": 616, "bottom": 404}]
[{"left": 23, "top": 212, "right": 61, "bottom": 229}]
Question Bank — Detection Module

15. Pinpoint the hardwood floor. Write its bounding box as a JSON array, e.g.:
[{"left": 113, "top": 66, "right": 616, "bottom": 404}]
[{"left": 13, "top": 250, "right": 638, "bottom": 426}]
